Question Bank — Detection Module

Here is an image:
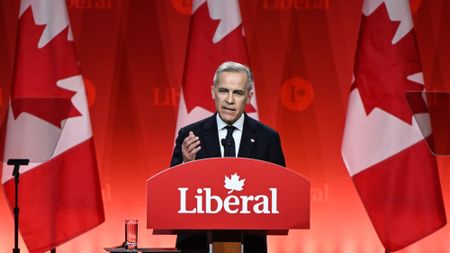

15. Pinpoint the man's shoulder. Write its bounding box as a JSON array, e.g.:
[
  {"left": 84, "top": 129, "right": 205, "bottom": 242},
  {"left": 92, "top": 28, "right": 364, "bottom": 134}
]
[{"left": 245, "top": 115, "right": 278, "bottom": 134}]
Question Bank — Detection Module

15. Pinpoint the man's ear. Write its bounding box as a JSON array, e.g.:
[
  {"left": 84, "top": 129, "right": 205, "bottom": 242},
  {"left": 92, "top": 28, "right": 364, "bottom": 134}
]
[
  {"left": 211, "top": 85, "right": 215, "bottom": 99},
  {"left": 247, "top": 90, "right": 254, "bottom": 104}
]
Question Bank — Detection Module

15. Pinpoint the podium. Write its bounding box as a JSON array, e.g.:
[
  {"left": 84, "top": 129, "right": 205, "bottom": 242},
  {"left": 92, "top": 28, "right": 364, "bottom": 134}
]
[{"left": 147, "top": 158, "right": 310, "bottom": 253}]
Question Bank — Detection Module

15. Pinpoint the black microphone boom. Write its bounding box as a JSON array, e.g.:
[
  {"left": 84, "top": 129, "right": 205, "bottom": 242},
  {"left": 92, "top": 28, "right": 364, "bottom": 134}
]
[{"left": 7, "top": 159, "right": 30, "bottom": 166}]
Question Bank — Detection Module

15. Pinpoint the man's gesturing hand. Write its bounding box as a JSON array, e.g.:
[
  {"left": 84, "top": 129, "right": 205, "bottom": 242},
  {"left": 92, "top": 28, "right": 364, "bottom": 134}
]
[{"left": 182, "top": 131, "right": 201, "bottom": 162}]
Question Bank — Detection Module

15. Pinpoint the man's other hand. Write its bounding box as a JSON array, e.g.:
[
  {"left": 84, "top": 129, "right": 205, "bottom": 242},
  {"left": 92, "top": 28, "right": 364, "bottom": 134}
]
[{"left": 182, "top": 131, "right": 201, "bottom": 162}]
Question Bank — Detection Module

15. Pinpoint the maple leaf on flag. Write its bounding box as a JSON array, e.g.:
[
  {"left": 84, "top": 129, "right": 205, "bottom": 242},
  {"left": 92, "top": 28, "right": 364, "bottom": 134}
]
[
  {"left": 11, "top": 8, "right": 81, "bottom": 128},
  {"left": 174, "top": 1, "right": 259, "bottom": 140},
  {"left": 182, "top": 3, "right": 256, "bottom": 114},
  {"left": 353, "top": 3, "right": 423, "bottom": 124},
  {"left": 342, "top": 1, "right": 447, "bottom": 251},
  {"left": 1, "top": 2, "right": 105, "bottom": 252},
  {"left": 224, "top": 173, "right": 245, "bottom": 194}
]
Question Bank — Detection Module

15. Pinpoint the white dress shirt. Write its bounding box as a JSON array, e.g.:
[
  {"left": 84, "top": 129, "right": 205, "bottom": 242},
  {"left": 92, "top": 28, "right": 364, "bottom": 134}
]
[{"left": 216, "top": 113, "right": 244, "bottom": 157}]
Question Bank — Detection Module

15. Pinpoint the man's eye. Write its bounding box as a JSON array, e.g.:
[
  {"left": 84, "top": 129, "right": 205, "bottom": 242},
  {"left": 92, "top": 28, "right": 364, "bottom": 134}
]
[{"left": 234, "top": 91, "right": 244, "bottom": 96}]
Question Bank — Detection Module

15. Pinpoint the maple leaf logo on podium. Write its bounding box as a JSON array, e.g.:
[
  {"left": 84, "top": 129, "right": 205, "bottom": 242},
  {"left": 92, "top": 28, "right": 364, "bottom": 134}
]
[{"left": 224, "top": 173, "right": 245, "bottom": 194}]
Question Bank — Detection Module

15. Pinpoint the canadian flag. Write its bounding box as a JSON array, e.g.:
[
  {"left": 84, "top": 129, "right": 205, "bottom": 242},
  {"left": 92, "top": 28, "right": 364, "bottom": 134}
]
[
  {"left": 1, "top": 1, "right": 104, "bottom": 253},
  {"left": 175, "top": 0, "right": 258, "bottom": 133},
  {"left": 342, "top": 0, "right": 446, "bottom": 251}
]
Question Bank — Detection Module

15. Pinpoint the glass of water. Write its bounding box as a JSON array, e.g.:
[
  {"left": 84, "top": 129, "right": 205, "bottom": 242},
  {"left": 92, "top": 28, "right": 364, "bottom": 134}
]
[{"left": 125, "top": 219, "right": 138, "bottom": 249}]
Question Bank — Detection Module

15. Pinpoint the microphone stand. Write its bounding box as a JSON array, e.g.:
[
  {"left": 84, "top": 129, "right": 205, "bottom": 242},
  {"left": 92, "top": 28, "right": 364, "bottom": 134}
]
[{"left": 7, "top": 159, "right": 30, "bottom": 253}]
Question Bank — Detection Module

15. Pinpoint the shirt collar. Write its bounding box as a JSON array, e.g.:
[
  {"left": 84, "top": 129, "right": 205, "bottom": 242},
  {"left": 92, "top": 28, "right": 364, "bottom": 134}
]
[{"left": 216, "top": 113, "right": 245, "bottom": 132}]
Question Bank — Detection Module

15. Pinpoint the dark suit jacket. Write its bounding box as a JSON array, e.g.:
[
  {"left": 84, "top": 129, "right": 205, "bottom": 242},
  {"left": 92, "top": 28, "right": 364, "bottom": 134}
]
[
  {"left": 171, "top": 113, "right": 285, "bottom": 167},
  {"left": 170, "top": 113, "right": 286, "bottom": 253}
]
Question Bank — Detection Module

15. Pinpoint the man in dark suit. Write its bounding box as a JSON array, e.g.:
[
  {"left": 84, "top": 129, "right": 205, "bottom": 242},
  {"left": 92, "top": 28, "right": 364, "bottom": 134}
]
[{"left": 171, "top": 61, "right": 285, "bottom": 253}]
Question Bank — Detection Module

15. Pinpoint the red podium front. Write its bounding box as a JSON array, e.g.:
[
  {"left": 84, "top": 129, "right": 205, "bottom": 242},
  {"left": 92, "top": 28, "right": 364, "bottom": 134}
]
[{"left": 146, "top": 158, "right": 310, "bottom": 252}]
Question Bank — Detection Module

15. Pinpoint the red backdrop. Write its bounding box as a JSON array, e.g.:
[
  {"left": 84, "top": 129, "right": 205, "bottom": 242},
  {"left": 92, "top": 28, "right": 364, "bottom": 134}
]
[{"left": 1, "top": 0, "right": 450, "bottom": 252}]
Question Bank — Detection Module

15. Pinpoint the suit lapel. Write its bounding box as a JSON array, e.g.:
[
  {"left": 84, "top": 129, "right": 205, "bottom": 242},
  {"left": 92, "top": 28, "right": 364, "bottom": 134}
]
[
  {"left": 238, "top": 114, "right": 257, "bottom": 158},
  {"left": 202, "top": 114, "right": 221, "bottom": 158}
]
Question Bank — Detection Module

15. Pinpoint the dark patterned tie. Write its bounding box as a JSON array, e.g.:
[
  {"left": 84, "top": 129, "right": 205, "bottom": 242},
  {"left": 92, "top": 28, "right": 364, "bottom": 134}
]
[{"left": 224, "top": 125, "right": 236, "bottom": 157}]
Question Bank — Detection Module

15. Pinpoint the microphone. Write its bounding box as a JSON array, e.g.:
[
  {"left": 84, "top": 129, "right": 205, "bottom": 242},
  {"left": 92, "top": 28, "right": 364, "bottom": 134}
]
[
  {"left": 221, "top": 138, "right": 231, "bottom": 157},
  {"left": 7, "top": 159, "right": 30, "bottom": 166},
  {"left": 221, "top": 138, "right": 231, "bottom": 147}
]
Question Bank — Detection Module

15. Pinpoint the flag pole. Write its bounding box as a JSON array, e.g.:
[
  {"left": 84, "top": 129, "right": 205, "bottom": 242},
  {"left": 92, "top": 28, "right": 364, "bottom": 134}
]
[
  {"left": 7, "top": 159, "right": 30, "bottom": 253},
  {"left": 50, "top": 248, "right": 56, "bottom": 253}
]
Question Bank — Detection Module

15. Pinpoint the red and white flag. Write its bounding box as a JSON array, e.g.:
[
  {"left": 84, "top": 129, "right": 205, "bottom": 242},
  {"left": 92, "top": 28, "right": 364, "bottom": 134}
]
[
  {"left": 175, "top": 0, "right": 258, "bottom": 133},
  {"left": 1, "top": 1, "right": 104, "bottom": 252},
  {"left": 342, "top": 0, "right": 446, "bottom": 251}
]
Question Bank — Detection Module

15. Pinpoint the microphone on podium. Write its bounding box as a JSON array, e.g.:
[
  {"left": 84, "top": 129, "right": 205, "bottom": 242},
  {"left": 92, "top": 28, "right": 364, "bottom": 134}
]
[
  {"left": 221, "top": 138, "right": 232, "bottom": 157},
  {"left": 221, "top": 138, "right": 231, "bottom": 148}
]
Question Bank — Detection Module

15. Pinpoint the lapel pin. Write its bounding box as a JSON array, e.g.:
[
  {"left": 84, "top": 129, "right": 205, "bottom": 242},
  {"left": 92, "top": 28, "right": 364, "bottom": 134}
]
[{"left": 250, "top": 138, "right": 255, "bottom": 143}]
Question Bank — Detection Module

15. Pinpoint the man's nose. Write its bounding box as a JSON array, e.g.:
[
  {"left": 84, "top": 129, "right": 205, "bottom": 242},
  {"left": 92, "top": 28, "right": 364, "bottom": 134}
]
[{"left": 226, "top": 92, "right": 234, "bottom": 104}]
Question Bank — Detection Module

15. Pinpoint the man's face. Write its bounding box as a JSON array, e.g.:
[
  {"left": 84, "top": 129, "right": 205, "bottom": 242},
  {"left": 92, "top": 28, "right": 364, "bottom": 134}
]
[{"left": 212, "top": 71, "right": 253, "bottom": 124}]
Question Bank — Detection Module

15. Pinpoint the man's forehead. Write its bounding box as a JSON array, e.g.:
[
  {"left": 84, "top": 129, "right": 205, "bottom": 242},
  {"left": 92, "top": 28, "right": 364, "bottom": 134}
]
[
  {"left": 217, "top": 72, "right": 247, "bottom": 86},
  {"left": 216, "top": 83, "right": 246, "bottom": 90},
  {"left": 218, "top": 71, "right": 247, "bottom": 80}
]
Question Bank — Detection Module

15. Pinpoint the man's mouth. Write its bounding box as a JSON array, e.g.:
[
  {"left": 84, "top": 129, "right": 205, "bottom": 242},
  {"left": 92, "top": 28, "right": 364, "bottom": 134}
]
[{"left": 222, "top": 106, "right": 236, "bottom": 112}]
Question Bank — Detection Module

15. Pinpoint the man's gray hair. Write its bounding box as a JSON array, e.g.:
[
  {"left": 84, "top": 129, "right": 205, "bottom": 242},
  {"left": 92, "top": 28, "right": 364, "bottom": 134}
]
[{"left": 213, "top": 61, "right": 254, "bottom": 92}]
